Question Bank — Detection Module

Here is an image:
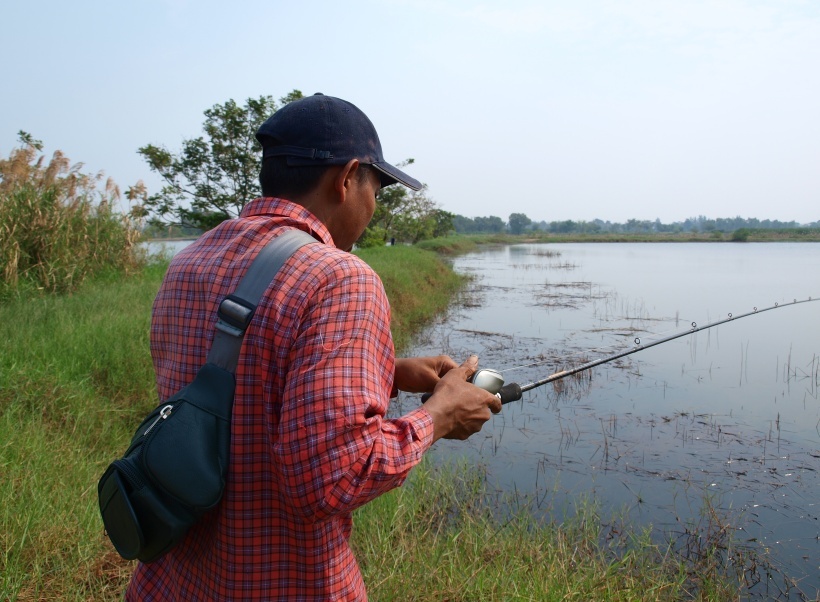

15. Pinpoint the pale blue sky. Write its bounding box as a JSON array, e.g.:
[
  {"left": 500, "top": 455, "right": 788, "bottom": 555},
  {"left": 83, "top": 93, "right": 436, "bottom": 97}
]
[{"left": 2, "top": 0, "right": 819, "bottom": 223}]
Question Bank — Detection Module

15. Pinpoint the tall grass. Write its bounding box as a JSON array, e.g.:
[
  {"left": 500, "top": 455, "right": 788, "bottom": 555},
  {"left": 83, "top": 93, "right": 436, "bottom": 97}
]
[
  {"left": 0, "top": 264, "right": 166, "bottom": 601},
  {"left": 0, "top": 134, "right": 145, "bottom": 297},
  {"left": 0, "top": 238, "right": 745, "bottom": 600},
  {"left": 416, "top": 230, "right": 820, "bottom": 251},
  {"left": 356, "top": 245, "right": 466, "bottom": 352},
  {"left": 352, "top": 460, "right": 744, "bottom": 601},
  {"left": 0, "top": 244, "right": 466, "bottom": 600}
]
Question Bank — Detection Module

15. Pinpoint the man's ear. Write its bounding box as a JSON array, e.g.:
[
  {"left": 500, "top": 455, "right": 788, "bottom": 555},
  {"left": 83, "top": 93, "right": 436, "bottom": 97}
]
[{"left": 333, "top": 159, "right": 361, "bottom": 204}]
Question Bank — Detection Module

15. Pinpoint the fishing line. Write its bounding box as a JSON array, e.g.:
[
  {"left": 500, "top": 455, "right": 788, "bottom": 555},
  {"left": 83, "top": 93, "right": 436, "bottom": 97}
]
[
  {"left": 493, "top": 296, "right": 819, "bottom": 404},
  {"left": 496, "top": 302, "right": 701, "bottom": 375},
  {"left": 497, "top": 297, "right": 813, "bottom": 376}
]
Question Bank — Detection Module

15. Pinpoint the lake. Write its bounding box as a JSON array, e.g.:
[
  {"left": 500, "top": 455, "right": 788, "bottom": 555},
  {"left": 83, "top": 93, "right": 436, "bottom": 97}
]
[
  {"left": 142, "top": 238, "right": 197, "bottom": 258},
  {"left": 397, "top": 242, "right": 820, "bottom": 598}
]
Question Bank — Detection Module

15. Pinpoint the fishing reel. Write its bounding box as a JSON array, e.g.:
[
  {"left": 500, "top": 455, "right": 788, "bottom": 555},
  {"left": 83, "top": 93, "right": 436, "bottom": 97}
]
[
  {"left": 471, "top": 369, "right": 523, "bottom": 404},
  {"left": 471, "top": 369, "right": 504, "bottom": 395},
  {"left": 421, "top": 368, "right": 521, "bottom": 404}
]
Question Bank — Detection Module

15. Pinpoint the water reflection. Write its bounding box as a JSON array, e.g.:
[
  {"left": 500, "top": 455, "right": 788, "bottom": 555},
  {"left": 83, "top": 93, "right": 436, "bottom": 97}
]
[
  {"left": 400, "top": 242, "right": 820, "bottom": 598},
  {"left": 141, "top": 238, "right": 196, "bottom": 258}
]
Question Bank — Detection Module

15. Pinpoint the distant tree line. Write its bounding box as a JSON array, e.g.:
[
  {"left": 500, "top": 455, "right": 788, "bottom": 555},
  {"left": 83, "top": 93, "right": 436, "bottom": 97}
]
[
  {"left": 124, "top": 89, "right": 818, "bottom": 245},
  {"left": 453, "top": 214, "right": 819, "bottom": 235}
]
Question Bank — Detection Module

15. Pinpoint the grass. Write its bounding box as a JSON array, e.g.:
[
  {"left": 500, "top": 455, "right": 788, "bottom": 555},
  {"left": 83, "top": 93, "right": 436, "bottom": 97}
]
[
  {"left": 0, "top": 245, "right": 465, "bottom": 600},
  {"left": 0, "top": 137, "right": 145, "bottom": 299},
  {"left": 0, "top": 264, "right": 165, "bottom": 601},
  {"left": 416, "top": 229, "right": 820, "bottom": 252},
  {"left": 416, "top": 234, "right": 505, "bottom": 255},
  {"left": 352, "top": 460, "right": 744, "bottom": 601},
  {"left": 356, "top": 245, "right": 466, "bottom": 352},
  {"left": 0, "top": 244, "right": 746, "bottom": 601}
]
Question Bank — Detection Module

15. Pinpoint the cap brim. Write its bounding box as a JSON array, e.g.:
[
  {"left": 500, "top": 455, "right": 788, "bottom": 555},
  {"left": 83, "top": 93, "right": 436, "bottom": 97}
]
[{"left": 372, "top": 162, "right": 422, "bottom": 191}]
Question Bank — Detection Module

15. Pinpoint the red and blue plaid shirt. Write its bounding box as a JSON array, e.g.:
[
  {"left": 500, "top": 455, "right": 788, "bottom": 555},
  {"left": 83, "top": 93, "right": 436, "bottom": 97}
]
[{"left": 126, "top": 198, "right": 434, "bottom": 601}]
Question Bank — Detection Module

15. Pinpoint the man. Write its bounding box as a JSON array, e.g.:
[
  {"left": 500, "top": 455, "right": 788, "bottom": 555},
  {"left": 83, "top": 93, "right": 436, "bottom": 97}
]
[{"left": 127, "top": 93, "right": 501, "bottom": 600}]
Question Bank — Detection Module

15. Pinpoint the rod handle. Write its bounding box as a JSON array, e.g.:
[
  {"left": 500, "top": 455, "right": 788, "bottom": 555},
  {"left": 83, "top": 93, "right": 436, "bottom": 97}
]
[
  {"left": 499, "top": 383, "right": 522, "bottom": 404},
  {"left": 420, "top": 382, "right": 522, "bottom": 404},
  {"left": 420, "top": 368, "right": 504, "bottom": 403}
]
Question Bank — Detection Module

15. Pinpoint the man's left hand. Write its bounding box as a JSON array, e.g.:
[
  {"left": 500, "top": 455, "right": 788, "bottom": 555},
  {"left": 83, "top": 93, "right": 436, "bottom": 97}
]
[{"left": 394, "top": 355, "right": 458, "bottom": 393}]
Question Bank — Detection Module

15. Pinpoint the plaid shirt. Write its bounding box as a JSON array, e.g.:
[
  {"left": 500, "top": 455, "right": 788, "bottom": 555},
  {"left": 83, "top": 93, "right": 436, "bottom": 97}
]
[{"left": 126, "top": 198, "right": 434, "bottom": 601}]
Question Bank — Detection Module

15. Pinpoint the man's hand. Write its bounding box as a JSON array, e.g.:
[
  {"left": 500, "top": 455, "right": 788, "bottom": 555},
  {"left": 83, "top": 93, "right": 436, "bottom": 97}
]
[
  {"left": 394, "top": 355, "right": 458, "bottom": 393},
  {"left": 421, "top": 355, "right": 502, "bottom": 442}
]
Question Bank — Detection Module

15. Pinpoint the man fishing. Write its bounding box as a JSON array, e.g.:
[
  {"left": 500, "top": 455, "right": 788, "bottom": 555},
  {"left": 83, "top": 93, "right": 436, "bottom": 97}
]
[{"left": 125, "top": 93, "right": 501, "bottom": 600}]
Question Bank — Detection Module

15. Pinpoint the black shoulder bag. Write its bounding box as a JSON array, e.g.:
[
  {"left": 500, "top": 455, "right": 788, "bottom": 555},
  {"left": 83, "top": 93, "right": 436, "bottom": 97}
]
[{"left": 97, "top": 229, "right": 315, "bottom": 563}]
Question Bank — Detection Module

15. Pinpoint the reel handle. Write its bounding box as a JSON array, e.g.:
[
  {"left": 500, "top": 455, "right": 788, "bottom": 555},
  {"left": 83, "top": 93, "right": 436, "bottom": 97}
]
[
  {"left": 498, "top": 383, "right": 522, "bottom": 404},
  {"left": 420, "top": 369, "right": 521, "bottom": 404}
]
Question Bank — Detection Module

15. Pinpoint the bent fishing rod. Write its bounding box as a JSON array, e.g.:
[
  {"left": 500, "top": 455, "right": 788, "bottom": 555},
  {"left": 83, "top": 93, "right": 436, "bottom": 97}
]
[{"left": 454, "top": 296, "right": 819, "bottom": 405}]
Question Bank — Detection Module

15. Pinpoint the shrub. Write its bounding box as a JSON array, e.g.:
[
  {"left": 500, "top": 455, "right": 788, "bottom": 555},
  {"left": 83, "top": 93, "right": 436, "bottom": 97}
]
[{"left": 0, "top": 133, "right": 145, "bottom": 296}]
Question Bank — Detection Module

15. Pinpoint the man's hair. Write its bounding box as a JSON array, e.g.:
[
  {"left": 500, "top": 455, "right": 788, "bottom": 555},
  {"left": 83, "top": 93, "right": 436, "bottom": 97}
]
[
  {"left": 259, "top": 157, "right": 377, "bottom": 199},
  {"left": 259, "top": 157, "right": 329, "bottom": 199}
]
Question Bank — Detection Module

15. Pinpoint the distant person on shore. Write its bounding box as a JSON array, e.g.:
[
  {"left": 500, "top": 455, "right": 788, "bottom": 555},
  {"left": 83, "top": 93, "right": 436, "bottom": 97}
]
[{"left": 126, "top": 93, "right": 501, "bottom": 601}]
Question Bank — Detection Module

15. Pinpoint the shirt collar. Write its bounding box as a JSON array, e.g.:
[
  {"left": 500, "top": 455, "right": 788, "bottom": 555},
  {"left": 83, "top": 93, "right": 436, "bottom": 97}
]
[{"left": 241, "top": 197, "right": 334, "bottom": 246}]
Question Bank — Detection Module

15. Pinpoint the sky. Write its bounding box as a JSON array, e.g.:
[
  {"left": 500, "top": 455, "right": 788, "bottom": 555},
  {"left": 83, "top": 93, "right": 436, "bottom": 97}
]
[{"left": 2, "top": 0, "right": 819, "bottom": 224}]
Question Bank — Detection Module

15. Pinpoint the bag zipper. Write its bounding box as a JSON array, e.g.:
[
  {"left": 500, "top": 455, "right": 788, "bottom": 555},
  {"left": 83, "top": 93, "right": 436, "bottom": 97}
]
[{"left": 143, "top": 404, "right": 174, "bottom": 437}]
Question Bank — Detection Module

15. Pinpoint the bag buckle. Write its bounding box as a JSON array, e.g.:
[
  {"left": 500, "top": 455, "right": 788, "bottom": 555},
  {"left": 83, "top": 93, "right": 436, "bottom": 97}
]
[{"left": 215, "top": 295, "right": 256, "bottom": 337}]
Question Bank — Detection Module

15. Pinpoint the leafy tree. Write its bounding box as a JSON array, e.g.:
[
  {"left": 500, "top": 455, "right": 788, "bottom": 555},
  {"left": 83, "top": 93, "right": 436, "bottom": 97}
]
[
  {"left": 390, "top": 185, "right": 440, "bottom": 243},
  {"left": 624, "top": 219, "right": 656, "bottom": 233},
  {"left": 358, "top": 161, "right": 449, "bottom": 247},
  {"left": 452, "top": 215, "right": 505, "bottom": 234},
  {"left": 452, "top": 214, "right": 477, "bottom": 234},
  {"left": 549, "top": 219, "right": 576, "bottom": 234},
  {"left": 508, "top": 212, "right": 532, "bottom": 235},
  {"left": 138, "top": 91, "right": 303, "bottom": 230},
  {"left": 731, "top": 228, "right": 751, "bottom": 242},
  {"left": 475, "top": 216, "right": 505, "bottom": 233},
  {"left": 430, "top": 209, "right": 455, "bottom": 238}
]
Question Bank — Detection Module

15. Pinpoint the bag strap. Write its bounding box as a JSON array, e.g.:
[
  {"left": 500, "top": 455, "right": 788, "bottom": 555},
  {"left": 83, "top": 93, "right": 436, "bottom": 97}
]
[{"left": 206, "top": 229, "right": 316, "bottom": 372}]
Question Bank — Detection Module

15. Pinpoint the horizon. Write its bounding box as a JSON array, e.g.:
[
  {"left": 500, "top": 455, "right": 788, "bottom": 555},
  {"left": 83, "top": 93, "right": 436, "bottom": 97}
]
[
  {"left": 2, "top": 1, "right": 818, "bottom": 224},
  {"left": 452, "top": 213, "right": 815, "bottom": 226}
]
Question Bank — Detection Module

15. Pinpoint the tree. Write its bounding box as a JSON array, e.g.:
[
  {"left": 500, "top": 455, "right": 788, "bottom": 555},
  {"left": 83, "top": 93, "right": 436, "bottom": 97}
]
[
  {"left": 357, "top": 161, "right": 450, "bottom": 247},
  {"left": 452, "top": 215, "right": 505, "bottom": 234},
  {"left": 549, "top": 219, "right": 576, "bottom": 234},
  {"left": 731, "top": 228, "right": 751, "bottom": 242},
  {"left": 430, "top": 209, "right": 455, "bottom": 238},
  {"left": 452, "top": 214, "right": 477, "bottom": 234},
  {"left": 138, "top": 91, "right": 303, "bottom": 230},
  {"left": 508, "top": 212, "right": 532, "bottom": 235},
  {"left": 475, "top": 216, "right": 505, "bottom": 233}
]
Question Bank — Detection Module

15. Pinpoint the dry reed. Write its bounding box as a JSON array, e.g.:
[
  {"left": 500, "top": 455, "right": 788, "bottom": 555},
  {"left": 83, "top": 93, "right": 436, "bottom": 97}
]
[{"left": 0, "top": 134, "right": 145, "bottom": 296}]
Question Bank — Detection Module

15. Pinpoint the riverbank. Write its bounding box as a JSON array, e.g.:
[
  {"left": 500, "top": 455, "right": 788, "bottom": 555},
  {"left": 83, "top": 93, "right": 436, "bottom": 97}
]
[
  {"left": 416, "top": 228, "right": 820, "bottom": 254},
  {"left": 0, "top": 246, "right": 463, "bottom": 600},
  {"left": 0, "top": 247, "right": 741, "bottom": 600}
]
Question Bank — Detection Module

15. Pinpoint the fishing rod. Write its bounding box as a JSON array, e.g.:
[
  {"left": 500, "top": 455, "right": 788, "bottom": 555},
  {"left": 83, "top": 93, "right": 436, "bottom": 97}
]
[{"left": 459, "top": 296, "right": 819, "bottom": 405}]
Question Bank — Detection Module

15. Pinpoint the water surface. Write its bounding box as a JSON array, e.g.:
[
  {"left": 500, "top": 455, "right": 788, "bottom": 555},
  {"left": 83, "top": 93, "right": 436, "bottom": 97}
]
[{"left": 400, "top": 243, "right": 820, "bottom": 597}]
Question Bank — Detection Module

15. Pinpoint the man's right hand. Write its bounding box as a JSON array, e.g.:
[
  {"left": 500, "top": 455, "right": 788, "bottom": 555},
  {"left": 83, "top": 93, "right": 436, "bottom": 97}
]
[{"left": 422, "top": 355, "right": 502, "bottom": 442}]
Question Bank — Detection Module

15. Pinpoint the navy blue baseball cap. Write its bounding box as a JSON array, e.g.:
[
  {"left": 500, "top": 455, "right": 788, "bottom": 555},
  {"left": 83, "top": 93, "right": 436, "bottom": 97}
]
[{"left": 255, "top": 93, "right": 422, "bottom": 191}]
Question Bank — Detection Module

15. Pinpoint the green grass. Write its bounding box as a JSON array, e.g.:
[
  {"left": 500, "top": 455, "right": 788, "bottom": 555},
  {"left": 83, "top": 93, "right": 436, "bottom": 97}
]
[
  {"left": 0, "top": 247, "right": 745, "bottom": 600},
  {"left": 417, "top": 229, "right": 820, "bottom": 252},
  {"left": 355, "top": 245, "right": 466, "bottom": 352},
  {"left": 0, "top": 247, "right": 464, "bottom": 600},
  {"left": 352, "top": 460, "right": 743, "bottom": 601},
  {"left": 416, "top": 234, "right": 501, "bottom": 255},
  {"left": 0, "top": 265, "right": 165, "bottom": 601},
  {"left": 0, "top": 141, "right": 144, "bottom": 299}
]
